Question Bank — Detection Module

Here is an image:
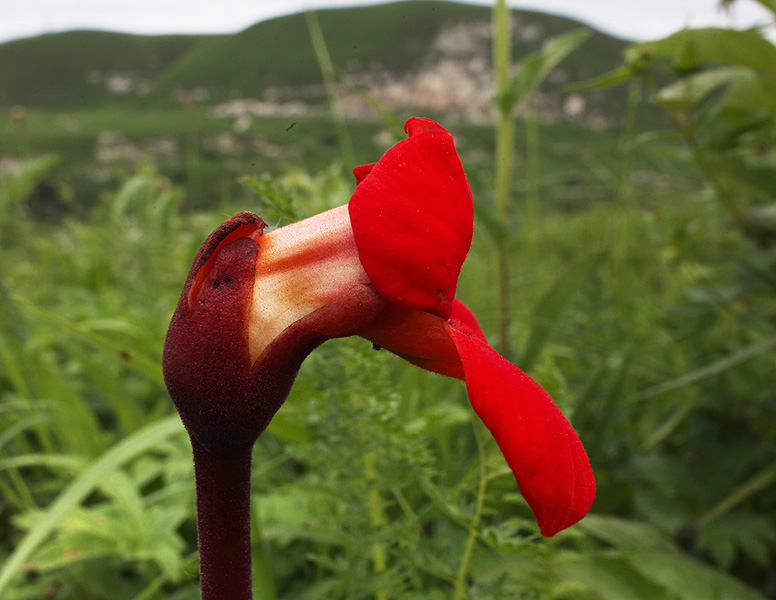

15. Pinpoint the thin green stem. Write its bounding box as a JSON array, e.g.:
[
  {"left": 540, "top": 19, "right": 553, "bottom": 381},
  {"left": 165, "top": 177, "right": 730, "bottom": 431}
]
[
  {"left": 524, "top": 99, "right": 541, "bottom": 236},
  {"left": 493, "top": 0, "right": 515, "bottom": 358},
  {"left": 366, "top": 450, "right": 388, "bottom": 600},
  {"left": 351, "top": 385, "right": 388, "bottom": 600},
  {"left": 614, "top": 79, "right": 641, "bottom": 207},
  {"left": 493, "top": 0, "right": 513, "bottom": 223},
  {"left": 496, "top": 250, "right": 511, "bottom": 358},
  {"left": 454, "top": 421, "right": 488, "bottom": 600},
  {"left": 306, "top": 11, "right": 356, "bottom": 168}
]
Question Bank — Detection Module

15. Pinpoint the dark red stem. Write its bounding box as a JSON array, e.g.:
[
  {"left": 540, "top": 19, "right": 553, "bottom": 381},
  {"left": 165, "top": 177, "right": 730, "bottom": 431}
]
[{"left": 191, "top": 439, "right": 253, "bottom": 600}]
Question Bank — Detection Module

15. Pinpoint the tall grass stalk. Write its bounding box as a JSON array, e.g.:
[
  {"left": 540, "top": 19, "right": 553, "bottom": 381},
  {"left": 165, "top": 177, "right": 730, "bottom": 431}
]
[
  {"left": 493, "top": 0, "right": 515, "bottom": 358},
  {"left": 524, "top": 99, "right": 541, "bottom": 239},
  {"left": 306, "top": 11, "right": 356, "bottom": 168},
  {"left": 453, "top": 421, "right": 489, "bottom": 600},
  {"left": 614, "top": 79, "right": 641, "bottom": 206},
  {"left": 350, "top": 376, "right": 389, "bottom": 600},
  {"left": 608, "top": 78, "right": 641, "bottom": 325}
]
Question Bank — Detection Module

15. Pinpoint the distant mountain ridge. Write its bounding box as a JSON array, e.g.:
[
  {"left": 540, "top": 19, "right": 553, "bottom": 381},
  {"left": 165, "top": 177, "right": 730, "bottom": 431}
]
[{"left": 0, "top": 1, "right": 629, "bottom": 123}]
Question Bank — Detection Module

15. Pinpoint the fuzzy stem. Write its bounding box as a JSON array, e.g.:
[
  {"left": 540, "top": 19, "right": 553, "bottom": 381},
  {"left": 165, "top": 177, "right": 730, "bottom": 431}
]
[{"left": 191, "top": 439, "right": 253, "bottom": 600}]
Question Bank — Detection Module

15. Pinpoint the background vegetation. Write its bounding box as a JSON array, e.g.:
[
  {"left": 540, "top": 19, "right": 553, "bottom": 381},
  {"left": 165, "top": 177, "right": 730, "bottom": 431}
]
[{"left": 0, "top": 0, "right": 774, "bottom": 598}]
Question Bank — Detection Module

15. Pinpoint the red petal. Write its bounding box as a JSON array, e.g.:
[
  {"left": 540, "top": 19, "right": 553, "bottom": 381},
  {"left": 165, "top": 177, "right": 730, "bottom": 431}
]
[
  {"left": 349, "top": 118, "right": 473, "bottom": 320},
  {"left": 450, "top": 299, "right": 486, "bottom": 340},
  {"left": 446, "top": 322, "right": 596, "bottom": 537},
  {"left": 404, "top": 116, "right": 448, "bottom": 135},
  {"left": 357, "top": 302, "right": 465, "bottom": 379},
  {"left": 353, "top": 163, "right": 376, "bottom": 184}
]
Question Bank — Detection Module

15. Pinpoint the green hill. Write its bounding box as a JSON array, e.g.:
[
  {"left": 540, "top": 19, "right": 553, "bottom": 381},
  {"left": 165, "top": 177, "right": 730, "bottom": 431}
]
[
  {"left": 153, "top": 2, "right": 497, "bottom": 97},
  {"left": 0, "top": 1, "right": 629, "bottom": 110},
  {"left": 0, "top": 31, "right": 206, "bottom": 107}
]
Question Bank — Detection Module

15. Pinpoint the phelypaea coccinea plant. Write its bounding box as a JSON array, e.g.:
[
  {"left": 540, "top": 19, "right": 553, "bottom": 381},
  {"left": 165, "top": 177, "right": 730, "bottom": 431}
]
[{"left": 163, "top": 117, "right": 595, "bottom": 599}]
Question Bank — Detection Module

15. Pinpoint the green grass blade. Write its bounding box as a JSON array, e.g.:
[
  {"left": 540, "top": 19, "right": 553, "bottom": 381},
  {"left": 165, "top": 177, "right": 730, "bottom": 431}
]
[
  {"left": 634, "top": 335, "right": 776, "bottom": 402},
  {"left": 520, "top": 252, "right": 603, "bottom": 371},
  {"left": 0, "top": 453, "right": 85, "bottom": 472},
  {"left": 638, "top": 335, "right": 776, "bottom": 451},
  {"left": 334, "top": 66, "right": 404, "bottom": 136},
  {"left": 699, "top": 464, "right": 776, "bottom": 528},
  {"left": 0, "top": 415, "right": 184, "bottom": 594},
  {"left": 305, "top": 10, "right": 355, "bottom": 167},
  {"left": 12, "top": 294, "right": 164, "bottom": 386},
  {"left": 505, "top": 29, "right": 591, "bottom": 113}
]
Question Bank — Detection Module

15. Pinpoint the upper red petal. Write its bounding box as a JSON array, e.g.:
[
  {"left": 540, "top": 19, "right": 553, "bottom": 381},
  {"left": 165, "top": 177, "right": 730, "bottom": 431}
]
[
  {"left": 446, "top": 321, "right": 596, "bottom": 537},
  {"left": 353, "top": 163, "right": 376, "bottom": 184},
  {"left": 349, "top": 117, "right": 473, "bottom": 320}
]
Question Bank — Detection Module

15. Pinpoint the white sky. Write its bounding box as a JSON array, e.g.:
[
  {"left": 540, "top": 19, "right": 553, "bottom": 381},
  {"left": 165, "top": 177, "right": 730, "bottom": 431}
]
[{"left": 1, "top": 0, "right": 773, "bottom": 45}]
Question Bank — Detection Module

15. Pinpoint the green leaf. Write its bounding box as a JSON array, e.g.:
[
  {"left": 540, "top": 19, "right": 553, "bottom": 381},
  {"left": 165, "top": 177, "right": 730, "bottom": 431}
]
[
  {"left": 657, "top": 66, "right": 776, "bottom": 113},
  {"left": 566, "top": 64, "right": 636, "bottom": 91},
  {"left": 0, "top": 155, "right": 58, "bottom": 227},
  {"left": 698, "top": 513, "right": 776, "bottom": 568},
  {"left": 632, "top": 28, "right": 776, "bottom": 77},
  {"left": 0, "top": 415, "right": 185, "bottom": 594},
  {"left": 580, "top": 515, "right": 768, "bottom": 600},
  {"left": 502, "top": 29, "right": 591, "bottom": 113},
  {"left": 256, "top": 491, "right": 314, "bottom": 546},
  {"left": 558, "top": 553, "right": 677, "bottom": 600},
  {"left": 12, "top": 294, "right": 164, "bottom": 386},
  {"left": 656, "top": 67, "right": 745, "bottom": 104}
]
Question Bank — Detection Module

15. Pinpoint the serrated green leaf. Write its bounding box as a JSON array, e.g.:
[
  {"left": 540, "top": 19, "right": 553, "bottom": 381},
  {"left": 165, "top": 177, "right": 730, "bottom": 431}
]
[
  {"left": 12, "top": 294, "right": 163, "bottom": 386},
  {"left": 0, "top": 415, "right": 185, "bottom": 594}
]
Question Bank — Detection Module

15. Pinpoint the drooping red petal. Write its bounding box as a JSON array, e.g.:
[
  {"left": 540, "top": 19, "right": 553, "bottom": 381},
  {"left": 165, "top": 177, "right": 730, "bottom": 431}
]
[
  {"left": 357, "top": 301, "right": 464, "bottom": 379},
  {"left": 349, "top": 117, "right": 473, "bottom": 320},
  {"left": 446, "top": 321, "right": 596, "bottom": 537}
]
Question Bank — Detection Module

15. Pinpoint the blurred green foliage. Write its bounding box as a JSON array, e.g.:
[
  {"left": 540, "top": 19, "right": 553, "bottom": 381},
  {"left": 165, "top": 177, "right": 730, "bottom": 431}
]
[{"left": 1, "top": 4, "right": 776, "bottom": 598}]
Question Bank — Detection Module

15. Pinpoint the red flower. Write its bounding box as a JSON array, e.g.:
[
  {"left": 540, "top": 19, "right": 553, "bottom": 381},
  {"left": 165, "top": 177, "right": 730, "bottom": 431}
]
[{"left": 163, "top": 117, "right": 595, "bottom": 537}]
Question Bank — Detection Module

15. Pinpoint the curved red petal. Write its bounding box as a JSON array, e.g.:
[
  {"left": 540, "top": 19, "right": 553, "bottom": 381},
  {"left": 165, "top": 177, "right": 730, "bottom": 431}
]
[
  {"left": 349, "top": 118, "right": 473, "bottom": 320},
  {"left": 404, "top": 116, "right": 448, "bottom": 135},
  {"left": 357, "top": 301, "right": 465, "bottom": 379},
  {"left": 446, "top": 322, "right": 596, "bottom": 537},
  {"left": 353, "top": 163, "right": 376, "bottom": 184},
  {"left": 450, "top": 299, "right": 486, "bottom": 340}
]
